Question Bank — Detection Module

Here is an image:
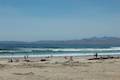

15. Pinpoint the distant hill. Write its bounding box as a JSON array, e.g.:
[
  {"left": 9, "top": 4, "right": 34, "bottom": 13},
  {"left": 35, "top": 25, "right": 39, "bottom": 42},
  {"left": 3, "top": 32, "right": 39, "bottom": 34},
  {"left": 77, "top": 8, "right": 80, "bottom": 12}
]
[{"left": 0, "top": 37, "right": 120, "bottom": 48}]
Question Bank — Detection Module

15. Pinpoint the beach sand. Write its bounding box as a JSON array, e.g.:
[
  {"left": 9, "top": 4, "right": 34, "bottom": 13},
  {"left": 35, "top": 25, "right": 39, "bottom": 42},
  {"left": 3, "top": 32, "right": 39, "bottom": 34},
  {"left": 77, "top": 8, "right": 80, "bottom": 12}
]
[{"left": 0, "top": 57, "right": 120, "bottom": 80}]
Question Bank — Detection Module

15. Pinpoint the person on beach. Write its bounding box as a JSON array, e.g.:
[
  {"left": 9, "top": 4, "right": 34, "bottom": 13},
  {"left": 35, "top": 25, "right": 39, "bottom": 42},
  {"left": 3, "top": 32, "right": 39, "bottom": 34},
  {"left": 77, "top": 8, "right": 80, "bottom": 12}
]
[
  {"left": 64, "top": 56, "right": 67, "bottom": 60},
  {"left": 24, "top": 56, "right": 27, "bottom": 60},
  {"left": 26, "top": 55, "right": 29, "bottom": 59},
  {"left": 70, "top": 56, "right": 73, "bottom": 61},
  {"left": 8, "top": 58, "right": 13, "bottom": 62},
  {"left": 94, "top": 53, "right": 98, "bottom": 58}
]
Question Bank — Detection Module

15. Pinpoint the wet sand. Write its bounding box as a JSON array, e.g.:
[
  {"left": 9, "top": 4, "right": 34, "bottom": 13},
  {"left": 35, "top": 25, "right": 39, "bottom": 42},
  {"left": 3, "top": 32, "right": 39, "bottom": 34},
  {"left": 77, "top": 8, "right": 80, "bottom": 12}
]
[{"left": 0, "top": 57, "right": 120, "bottom": 80}]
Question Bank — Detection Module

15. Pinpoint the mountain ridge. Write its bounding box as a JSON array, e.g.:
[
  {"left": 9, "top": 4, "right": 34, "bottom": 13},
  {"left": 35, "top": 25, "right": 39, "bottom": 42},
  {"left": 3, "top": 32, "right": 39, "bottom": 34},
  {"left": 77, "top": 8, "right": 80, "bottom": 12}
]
[{"left": 0, "top": 37, "right": 120, "bottom": 48}]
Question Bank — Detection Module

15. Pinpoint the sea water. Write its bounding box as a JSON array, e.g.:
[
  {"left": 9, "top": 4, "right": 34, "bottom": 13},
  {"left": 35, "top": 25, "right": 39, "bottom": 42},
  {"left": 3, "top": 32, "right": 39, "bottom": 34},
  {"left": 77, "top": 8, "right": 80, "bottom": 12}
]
[{"left": 0, "top": 47, "right": 120, "bottom": 58}]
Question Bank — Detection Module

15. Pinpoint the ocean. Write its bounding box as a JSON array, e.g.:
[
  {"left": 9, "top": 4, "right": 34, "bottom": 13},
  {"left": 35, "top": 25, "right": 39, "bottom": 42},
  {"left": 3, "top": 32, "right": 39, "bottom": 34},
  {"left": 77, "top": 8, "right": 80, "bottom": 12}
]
[{"left": 0, "top": 47, "right": 120, "bottom": 58}]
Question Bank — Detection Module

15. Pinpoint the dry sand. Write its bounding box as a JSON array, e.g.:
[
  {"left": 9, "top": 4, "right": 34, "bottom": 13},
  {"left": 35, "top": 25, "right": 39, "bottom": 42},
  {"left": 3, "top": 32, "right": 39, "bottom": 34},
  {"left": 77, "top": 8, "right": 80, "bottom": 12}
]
[{"left": 0, "top": 57, "right": 120, "bottom": 80}]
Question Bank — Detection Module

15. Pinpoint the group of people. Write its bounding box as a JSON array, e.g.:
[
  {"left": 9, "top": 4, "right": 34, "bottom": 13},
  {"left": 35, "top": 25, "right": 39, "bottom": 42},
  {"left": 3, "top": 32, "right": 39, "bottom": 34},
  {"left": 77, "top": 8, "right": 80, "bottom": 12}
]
[{"left": 64, "top": 56, "right": 73, "bottom": 61}]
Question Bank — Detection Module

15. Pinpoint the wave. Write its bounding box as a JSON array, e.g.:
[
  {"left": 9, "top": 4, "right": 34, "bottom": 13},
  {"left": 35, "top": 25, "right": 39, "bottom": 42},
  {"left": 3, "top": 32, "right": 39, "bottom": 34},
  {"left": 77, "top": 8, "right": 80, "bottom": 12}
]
[
  {"left": 0, "top": 47, "right": 120, "bottom": 53},
  {"left": 19, "top": 47, "right": 120, "bottom": 52},
  {"left": 0, "top": 47, "right": 120, "bottom": 57}
]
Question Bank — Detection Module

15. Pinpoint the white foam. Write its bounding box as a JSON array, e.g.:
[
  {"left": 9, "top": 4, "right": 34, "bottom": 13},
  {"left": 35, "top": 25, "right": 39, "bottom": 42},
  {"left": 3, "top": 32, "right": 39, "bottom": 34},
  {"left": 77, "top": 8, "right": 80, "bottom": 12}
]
[{"left": 19, "top": 47, "right": 120, "bottom": 52}]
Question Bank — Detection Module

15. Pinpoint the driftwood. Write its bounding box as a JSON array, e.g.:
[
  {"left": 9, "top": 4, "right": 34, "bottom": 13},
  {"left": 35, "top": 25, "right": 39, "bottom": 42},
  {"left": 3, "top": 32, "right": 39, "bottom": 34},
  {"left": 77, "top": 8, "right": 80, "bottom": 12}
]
[
  {"left": 88, "top": 56, "right": 120, "bottom": 60},
  {"left": 40, "top": 59, "right": 47, "bottom": 61},
  {"left": 24, "top": 59, "right": 31, "bottom": 62}
]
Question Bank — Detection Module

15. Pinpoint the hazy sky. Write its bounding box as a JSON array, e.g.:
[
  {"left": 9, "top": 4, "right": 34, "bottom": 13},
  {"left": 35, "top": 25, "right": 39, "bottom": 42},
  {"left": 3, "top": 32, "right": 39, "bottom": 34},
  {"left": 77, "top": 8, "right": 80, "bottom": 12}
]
[{"left": 0, "top": 0, "right": 120, "bottom": 41}]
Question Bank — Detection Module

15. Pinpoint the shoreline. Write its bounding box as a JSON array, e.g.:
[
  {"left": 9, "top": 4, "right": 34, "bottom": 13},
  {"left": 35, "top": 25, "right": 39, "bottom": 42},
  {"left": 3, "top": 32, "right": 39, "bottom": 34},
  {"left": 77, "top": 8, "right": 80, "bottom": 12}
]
[{"left": 0, "top": 52, "right": 120, "bottom": 58}]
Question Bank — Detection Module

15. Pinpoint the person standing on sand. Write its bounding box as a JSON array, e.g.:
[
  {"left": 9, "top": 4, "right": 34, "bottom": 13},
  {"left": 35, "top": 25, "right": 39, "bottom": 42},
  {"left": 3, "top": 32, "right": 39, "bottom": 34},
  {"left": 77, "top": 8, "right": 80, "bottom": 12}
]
[
  {"left": 94, "top": 53, "right": 98, "bottom": 58},
  {"left": 64, "top": 56, "right": 67, "bottom": 60},
  {"left": 70, "top": 56, "right": 73, "bottom": 61},
  {"left": 24, "top": 56, "right": 28, "bottom": 60}
]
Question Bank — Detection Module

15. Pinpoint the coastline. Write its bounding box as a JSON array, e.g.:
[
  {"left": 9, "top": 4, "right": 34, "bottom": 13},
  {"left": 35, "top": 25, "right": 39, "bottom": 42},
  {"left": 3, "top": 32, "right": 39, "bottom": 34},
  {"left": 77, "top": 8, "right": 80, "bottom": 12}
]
[
  {"left": 1, "top": 47, "right": 120, "bottom": 58},
  {"left": 1, "top": 52, "right": 120, "bottom": 58}
]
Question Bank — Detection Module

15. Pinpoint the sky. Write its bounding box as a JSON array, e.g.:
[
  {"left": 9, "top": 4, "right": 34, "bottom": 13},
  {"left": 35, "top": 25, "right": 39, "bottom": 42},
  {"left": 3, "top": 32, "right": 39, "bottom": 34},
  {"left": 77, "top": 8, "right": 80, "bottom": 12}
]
[{"left": 0, "top": 0, "right": 120, "bottom": 41}]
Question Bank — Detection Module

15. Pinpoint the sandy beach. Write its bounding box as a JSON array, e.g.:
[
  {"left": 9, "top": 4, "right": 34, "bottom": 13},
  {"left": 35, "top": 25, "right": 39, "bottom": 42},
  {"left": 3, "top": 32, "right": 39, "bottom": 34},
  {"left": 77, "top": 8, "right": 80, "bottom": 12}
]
[{"left": 0, "top": 57, "right": 119, "bottom": 80}]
